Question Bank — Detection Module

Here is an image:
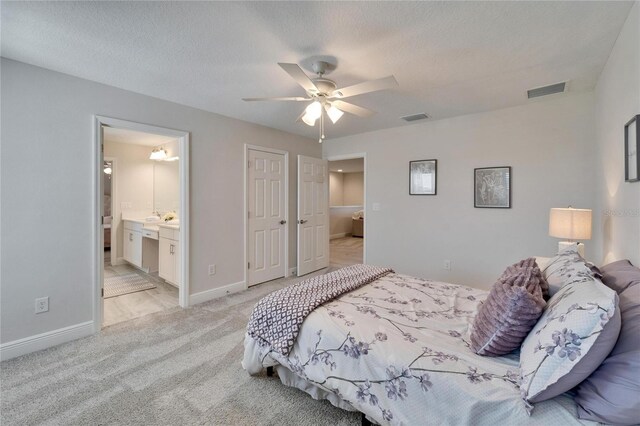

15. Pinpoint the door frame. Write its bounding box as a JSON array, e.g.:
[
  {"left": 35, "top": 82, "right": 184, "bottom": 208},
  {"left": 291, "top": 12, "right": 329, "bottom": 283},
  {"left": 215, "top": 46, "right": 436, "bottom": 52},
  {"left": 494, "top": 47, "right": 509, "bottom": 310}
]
[
  {"left": 103, "top": 156, "right": 117, "bottom": 267},
  {"left": 244, "top": 144, "right": 290, "bottom": 287},
  {"left": 93, "top": 115, "right": 190, "bottom": 332},
  {"left": 325, "top": 153, "right": 367, "bottom": 264}
]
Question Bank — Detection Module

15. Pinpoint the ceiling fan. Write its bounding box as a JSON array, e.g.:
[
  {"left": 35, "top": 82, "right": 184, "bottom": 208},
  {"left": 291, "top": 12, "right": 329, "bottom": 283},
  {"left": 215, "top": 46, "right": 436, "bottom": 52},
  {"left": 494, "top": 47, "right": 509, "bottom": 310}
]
[{"left": 243, "top": 61, "right": 398, "bottom": 142}]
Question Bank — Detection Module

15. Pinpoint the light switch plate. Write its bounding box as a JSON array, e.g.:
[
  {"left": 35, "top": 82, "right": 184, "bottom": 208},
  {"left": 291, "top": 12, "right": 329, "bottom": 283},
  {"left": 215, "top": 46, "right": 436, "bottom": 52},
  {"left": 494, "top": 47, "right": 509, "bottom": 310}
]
[{"left": 35, "top": 297, "right": 49, "bottom": 314}]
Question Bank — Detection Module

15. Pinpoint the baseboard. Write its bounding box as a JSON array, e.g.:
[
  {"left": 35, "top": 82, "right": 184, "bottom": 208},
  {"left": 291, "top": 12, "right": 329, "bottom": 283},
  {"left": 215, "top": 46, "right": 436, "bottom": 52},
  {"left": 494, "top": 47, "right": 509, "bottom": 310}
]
[
  {"left": 0, "top": 321, "right": 95, "bottom": 361},
  {"left": 189, "top": 280, "right": 247, "bottom": 305},
  {"left": 288, "top": 267, "right": 297, "bottom": 276},
  {"left": 113, "top": 257, "right": 125, "bottom": 266},
  {"left": 330, "top": 232, "right": 347, "bottom": 240}
]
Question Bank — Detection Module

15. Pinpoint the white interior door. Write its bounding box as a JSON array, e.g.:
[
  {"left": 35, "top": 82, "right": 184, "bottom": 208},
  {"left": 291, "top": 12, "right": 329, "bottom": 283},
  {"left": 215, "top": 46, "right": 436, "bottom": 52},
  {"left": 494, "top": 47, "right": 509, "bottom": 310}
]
[
  {"left": 248, "top": 149, "right": 286, "bottom": 286},
  {"left": 297, "top": 155, "right": 329, "bottom": 276}
]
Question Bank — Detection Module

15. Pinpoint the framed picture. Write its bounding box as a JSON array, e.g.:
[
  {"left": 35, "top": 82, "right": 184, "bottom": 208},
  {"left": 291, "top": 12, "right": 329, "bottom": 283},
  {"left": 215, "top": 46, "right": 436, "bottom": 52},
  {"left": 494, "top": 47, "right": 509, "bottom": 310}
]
[
  {"left": 474, "top": 166, "right": 511, "bottom": 208},
  {"left": 409, "top": 159, "right": 437, "bottom": 195},
  {"left": 625, "top": 115, "right": 639, "bottom": 182}
]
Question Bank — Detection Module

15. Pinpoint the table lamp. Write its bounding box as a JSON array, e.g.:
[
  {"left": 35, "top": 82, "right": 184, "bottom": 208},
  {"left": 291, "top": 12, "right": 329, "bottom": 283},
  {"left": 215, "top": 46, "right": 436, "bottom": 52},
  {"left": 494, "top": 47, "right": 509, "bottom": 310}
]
[{"left": 549, "top": 207, "right": 592, "bottom": 257}]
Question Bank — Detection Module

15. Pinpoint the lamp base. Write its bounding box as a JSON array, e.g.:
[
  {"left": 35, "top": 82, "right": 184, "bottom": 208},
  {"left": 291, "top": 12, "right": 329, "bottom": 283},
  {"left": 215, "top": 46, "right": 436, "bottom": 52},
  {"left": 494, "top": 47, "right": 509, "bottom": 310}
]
[{"left": 558, "top": 241, "right": 585, "bottom": 258}]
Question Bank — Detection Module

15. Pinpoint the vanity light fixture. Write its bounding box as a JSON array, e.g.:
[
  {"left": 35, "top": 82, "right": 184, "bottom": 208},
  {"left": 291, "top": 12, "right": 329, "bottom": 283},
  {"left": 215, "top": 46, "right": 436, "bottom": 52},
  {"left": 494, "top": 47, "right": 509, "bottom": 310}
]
[{"left": 149, "top": 147, "right": 168, "bottom": 161}]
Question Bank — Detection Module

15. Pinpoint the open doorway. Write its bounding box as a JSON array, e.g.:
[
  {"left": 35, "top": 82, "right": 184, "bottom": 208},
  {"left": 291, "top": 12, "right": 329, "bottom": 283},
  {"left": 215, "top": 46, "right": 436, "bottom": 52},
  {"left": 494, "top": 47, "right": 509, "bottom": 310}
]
[
  {"left": 94, "top": 117, "right": 189, "bottom": 330},
  {"left": 328, "top": 157, "right": 365, "bottom": 268}
]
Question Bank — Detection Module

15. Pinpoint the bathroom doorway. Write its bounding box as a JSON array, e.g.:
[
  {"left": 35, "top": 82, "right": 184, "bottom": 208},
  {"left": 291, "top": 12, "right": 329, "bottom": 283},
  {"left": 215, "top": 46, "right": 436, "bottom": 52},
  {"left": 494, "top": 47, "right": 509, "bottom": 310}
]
[
  {"left": 327, "top": 154, "right": 366, "bottom": 268},
  {"left": 94, "top": 117, "right": 190, "bottom": 330}
]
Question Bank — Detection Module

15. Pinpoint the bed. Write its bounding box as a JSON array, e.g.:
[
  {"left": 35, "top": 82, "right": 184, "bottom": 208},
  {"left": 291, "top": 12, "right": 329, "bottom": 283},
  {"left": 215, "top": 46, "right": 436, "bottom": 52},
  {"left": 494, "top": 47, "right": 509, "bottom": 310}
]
[{"left": 243, "top": 267, "right": 597, "bottom": 425}]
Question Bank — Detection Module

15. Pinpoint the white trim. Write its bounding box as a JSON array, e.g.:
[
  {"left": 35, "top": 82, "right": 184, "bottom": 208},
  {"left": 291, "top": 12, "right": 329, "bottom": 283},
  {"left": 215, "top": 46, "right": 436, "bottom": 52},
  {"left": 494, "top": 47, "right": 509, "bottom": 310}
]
[
  {"left": 330, "top": 232, "right": 349, "bottom": 240},
  {"left": 244, "top": 144, "right": 290, "bottom": 287},
  {"left": 326, "top": 153, "right": 367, "bottom": 264},
  {"left": 0, "top": 321, "right": 94, "bottom": 361},
  {"left": 189, "top": 281, "right": 246, "bottom": 305},
  {"left": 94, "top": 116, "right": 191, "bottom": 334}
]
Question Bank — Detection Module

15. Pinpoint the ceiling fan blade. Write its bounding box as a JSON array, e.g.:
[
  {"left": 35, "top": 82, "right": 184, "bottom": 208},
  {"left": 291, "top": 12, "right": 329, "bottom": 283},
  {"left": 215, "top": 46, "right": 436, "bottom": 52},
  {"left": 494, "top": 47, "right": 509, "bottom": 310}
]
[
  {"left": 332, "top": 75, "right": 398, "bottom": 98},
  {"left": 332, "top": 100, "right": 376, "bottom": 118},
  {"left": 242, "top": 96, "right": 311, "bottom": 102},
  {"left": 278, "top": 63, "right": 318, "bottom": 93}
]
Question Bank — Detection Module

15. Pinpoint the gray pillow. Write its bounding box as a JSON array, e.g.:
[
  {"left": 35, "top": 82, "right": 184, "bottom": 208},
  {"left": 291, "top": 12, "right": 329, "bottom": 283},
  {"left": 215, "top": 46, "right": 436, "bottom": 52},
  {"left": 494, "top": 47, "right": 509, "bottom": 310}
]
[
  {"left": 471, "top": 262, "right": 546, "bottom": 356},
  {"left": 575, "top": 260, "right": 640, "bottom": 425}
]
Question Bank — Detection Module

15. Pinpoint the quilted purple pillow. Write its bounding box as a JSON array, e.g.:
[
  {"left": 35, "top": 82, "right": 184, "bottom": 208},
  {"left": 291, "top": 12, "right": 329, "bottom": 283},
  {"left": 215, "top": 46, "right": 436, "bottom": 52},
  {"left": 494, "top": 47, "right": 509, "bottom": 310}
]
[
  {"left": 575, "top": 260, "right": 640, "bottom": 425},
  {"left": 471, "top": 261, "right": 547, "bottom": 356}
]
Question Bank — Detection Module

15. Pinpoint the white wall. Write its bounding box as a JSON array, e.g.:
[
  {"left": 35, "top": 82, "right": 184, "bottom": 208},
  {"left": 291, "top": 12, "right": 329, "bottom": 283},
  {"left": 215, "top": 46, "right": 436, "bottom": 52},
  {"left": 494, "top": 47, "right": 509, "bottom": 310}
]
[
  {"left": 329, "top": 172, "right": 344, "bottom": 206},
  {"left": 0, "top": 59, "right": 320, "bottom": 345},
  {"left": 323, "top": 92, "right": 597, "bottom": 289},
  {"left": 594, "top": 2, "right": 640, "bottom": 266},
  {"left": 104, "top": 140, "right": 155, "bottom": 261},
  {"left": 343, "top": 172, "right": 364, "bottom": 206}
]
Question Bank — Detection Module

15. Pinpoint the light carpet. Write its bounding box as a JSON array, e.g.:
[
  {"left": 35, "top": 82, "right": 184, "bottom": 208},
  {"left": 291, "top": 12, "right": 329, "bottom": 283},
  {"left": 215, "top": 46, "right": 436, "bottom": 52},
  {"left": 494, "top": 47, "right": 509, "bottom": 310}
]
[
  {"left": 0, "top": 272, "right": 359, "bottom": 425},
  {"left": 103, "top": 273, "right": 157, "bottom": 298}
]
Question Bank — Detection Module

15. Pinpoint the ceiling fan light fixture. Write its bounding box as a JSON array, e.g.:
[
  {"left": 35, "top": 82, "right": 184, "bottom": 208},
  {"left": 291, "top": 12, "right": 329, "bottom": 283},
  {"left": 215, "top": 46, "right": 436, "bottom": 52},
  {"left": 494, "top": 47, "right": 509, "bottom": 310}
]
[
  {"left": 302, "top": 101, "right": 322, "bottom": 126},
  {"left": 325, "top": 103, "right": 344, "bottom": 124}
]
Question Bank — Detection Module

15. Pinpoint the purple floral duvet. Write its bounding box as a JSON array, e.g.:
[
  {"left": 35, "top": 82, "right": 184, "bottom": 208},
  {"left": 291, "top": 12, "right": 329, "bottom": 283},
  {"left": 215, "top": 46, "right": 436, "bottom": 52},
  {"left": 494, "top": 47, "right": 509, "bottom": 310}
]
[{"left": 242, "top": 272, "right": 595, "bottom": 425}]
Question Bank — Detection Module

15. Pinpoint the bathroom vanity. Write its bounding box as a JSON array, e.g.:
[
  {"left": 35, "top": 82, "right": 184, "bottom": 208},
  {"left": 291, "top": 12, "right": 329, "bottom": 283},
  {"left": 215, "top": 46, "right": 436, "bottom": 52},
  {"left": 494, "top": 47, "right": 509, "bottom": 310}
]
[{"left": 122, "top": 219, "right": 180, "bottom": 287}]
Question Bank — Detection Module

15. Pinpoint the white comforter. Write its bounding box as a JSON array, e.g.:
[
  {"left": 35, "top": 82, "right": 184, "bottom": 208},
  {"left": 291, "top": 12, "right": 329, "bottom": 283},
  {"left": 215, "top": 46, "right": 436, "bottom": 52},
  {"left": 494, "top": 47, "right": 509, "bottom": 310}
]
[{"left": 243, "top": 272, "right": 594, "bottom": 425}]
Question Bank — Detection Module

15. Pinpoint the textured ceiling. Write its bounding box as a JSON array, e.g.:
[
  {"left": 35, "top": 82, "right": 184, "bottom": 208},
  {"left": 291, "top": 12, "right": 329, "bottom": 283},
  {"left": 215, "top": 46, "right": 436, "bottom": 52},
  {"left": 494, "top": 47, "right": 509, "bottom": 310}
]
[
  {"left": 1, "top": 1, "right": 633, "bottom": 139},
  {"left": 104, "top": 127, "right": 177, "bottom": 147}
]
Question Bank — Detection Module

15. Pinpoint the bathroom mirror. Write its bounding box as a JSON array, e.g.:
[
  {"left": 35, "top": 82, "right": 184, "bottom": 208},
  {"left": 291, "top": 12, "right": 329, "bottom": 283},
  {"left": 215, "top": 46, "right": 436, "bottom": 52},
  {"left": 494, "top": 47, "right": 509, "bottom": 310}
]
[{"left": 153, "top": 159, "right": 179, "bottom": 215}]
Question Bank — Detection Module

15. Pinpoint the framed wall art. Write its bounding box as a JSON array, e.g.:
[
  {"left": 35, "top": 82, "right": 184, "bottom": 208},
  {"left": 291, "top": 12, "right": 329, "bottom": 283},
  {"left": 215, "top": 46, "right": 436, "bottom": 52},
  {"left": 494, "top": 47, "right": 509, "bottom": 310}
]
[
  {"left": 474, "top": 166, "right": 511, "bottom": 208},
  {"left": 410, "top": 159, "right": 437, "bottom": 195},
  {"left": 625, "top": 114, "right": 639, "bottom": 182}
]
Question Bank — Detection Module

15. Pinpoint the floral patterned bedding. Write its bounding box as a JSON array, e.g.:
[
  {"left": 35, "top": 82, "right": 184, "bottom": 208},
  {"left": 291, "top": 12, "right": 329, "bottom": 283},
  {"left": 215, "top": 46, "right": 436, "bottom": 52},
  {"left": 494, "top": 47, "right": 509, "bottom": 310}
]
[{"left": 243, "top": 272, "right": 595, "bottom": 425}]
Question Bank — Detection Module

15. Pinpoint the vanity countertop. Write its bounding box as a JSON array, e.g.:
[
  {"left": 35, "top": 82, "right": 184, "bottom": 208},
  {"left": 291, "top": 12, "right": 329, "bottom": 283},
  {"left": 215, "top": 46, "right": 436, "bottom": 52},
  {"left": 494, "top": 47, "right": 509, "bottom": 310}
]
[{"left": 158, "top": 223, "right": 180, "bottom": 230}]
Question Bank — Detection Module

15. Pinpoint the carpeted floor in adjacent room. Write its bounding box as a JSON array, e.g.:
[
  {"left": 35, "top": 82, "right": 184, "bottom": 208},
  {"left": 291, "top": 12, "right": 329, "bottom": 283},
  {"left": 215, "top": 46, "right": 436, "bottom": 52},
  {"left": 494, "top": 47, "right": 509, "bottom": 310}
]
[{"left": 0, "top": 271, "right": 360, "bottom": 425}]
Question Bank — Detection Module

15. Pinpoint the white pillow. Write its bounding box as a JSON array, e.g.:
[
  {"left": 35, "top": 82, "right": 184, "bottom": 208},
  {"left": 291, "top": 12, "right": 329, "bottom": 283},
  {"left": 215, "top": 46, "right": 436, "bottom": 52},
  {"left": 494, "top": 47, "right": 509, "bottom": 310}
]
[
  {"left": 519, "top": 274, "right": 619, "bottom": 406},
  {"left": 540, "top": 244, "right": 594, "bottom": 296}
]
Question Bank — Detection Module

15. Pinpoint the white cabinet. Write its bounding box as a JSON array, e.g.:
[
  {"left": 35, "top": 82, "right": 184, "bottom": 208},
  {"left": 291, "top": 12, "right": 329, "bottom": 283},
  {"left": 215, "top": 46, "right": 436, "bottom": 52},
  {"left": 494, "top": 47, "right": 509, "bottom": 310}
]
[
  {"left": 159, "top": 227, "right": 180, "bottom": 287},
  {"left": 123, "top": 221, "right": 143, "bottom": 268}
]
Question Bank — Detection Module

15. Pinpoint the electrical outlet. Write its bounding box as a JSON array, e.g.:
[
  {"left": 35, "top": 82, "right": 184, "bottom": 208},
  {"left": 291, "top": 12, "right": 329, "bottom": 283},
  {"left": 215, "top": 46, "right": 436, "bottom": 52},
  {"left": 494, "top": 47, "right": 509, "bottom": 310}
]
[
  {"left": 443, "top": 260, "right": 451, "bottom": 271},
  {"left": 35, "top": 297, "right": 49, "bottom": 314},
  {"left": 208, "top": 264, "right": 216, "bottom": 276},
  {"left": 372, "top": 203, "right": 381, "bottom": 211}
]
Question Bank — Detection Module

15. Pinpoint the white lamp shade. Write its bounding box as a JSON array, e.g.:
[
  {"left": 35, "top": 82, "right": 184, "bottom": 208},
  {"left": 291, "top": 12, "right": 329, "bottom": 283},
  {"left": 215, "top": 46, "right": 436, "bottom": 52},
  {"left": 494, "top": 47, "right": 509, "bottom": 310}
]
[
  {"left": 301, "top": 101, "right": 322, "bottom": 126},
  {"left": 549, "top": 207, "right": 592, "bottom": 240},
  {"left": 325, "top": 103, "right": 344, "bottom": 124}
]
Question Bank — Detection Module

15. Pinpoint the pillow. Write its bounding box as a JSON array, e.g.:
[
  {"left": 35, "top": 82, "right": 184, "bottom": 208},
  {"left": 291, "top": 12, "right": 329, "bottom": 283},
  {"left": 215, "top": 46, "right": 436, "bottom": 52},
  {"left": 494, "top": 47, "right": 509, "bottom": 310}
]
[
  {"left": 575, "top": 260, "right": 640, "bottom": 425},
  {"left": 500, "top": 257, "right": 549, "bottom": 298},
  {"left": 519, "top": 274, "right": 620, "bottom": 405},
  {"left": 540, "top": 244, "right": 596, "bottom": 296},
  {"left": 471, "top": 260, "right": 546, "bottom": 356}
]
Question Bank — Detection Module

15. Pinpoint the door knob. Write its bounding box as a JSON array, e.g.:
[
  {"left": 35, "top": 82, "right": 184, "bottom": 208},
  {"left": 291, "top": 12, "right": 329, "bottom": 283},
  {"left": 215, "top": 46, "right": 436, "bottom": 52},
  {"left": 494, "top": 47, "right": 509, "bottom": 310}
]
[
  {"left": 279, "top": 220, "right": 287, "bottom": 225},
  {"left": 298, "top": 219, "right": 307, "bottom": 224}
]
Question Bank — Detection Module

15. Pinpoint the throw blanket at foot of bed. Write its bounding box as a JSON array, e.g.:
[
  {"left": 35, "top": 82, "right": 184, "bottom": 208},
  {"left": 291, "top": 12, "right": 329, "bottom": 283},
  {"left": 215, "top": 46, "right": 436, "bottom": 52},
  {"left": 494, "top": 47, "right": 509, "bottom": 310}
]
[{"left": 245, "top": 264, "right": 393, "bottom": 360}]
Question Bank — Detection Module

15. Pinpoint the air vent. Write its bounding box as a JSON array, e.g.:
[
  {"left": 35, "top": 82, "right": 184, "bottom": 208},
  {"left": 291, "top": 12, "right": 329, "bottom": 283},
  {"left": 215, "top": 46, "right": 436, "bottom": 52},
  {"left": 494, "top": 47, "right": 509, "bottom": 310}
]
[
  {"left": 527, "top": 82, "right": 566, "bottom": 99},
  {"left": 401, "top": 113, "right": 430, "bottom": 122}
]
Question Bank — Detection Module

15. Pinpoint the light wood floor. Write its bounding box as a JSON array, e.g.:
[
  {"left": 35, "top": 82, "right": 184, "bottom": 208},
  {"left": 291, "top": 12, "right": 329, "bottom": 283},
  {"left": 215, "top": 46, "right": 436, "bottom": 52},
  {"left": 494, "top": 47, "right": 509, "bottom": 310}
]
[
  {"left": 330, "top": 237, "right": 363, "bottom": 268},
  {"left": 103, "top": 251, "right": 178, "bottom": 327}
]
